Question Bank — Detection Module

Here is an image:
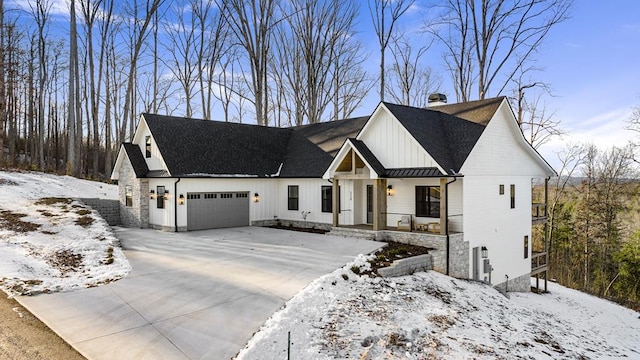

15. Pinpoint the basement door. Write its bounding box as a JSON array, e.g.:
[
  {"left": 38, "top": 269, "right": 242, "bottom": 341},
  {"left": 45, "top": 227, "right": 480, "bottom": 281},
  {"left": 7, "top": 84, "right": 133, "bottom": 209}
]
[{"left": 186, "top": 192, "right": 249, "bottom": 230}]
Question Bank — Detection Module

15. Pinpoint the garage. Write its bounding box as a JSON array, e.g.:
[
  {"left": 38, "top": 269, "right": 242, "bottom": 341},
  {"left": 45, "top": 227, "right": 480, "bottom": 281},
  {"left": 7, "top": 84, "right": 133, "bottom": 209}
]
[{"left": 186, "top": 192, "right": 250, "bottom": 230}]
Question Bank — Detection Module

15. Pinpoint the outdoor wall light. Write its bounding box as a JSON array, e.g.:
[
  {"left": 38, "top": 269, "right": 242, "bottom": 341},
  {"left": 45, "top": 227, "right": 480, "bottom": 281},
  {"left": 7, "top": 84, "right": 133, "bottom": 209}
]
[
  {"left": 178, "top": 194, "right": 185, "bottom": 205},
  {"left": 149, "top": 189, "right": 155, "bottom": 199},
  {"left": 253, "top": 192, "right": 260, "bottom": 203},
  {"left": 481, "top": 246, "right": 488, "bottom": 259},
  {"left": 387, "top": 185, "right": 394, "bottom": 196}
]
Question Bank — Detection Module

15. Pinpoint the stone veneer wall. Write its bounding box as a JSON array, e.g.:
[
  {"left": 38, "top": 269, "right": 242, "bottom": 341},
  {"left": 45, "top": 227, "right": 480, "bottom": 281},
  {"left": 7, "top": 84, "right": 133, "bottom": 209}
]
[
  {"left": 118, "top": 155, "right": 149, "bottom": 228},
  {"left": 252, "top": 219, "right": 333, "bottom": 231},
  {"left": 377, "top": 254, "right": 433, "bottom": 277},
  {"left": 78, "top": 198, "right": 120, "bottom": 225},
  {"left": 494, "top": 272, "right": 530, "bottom": 293},
  {"left": 327, "top": 227, "right": 469, "bottom": 279}
]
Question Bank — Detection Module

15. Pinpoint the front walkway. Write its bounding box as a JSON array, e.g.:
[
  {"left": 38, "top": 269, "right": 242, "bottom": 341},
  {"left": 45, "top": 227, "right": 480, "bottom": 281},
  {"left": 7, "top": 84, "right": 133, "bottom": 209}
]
[{"left": 17, "top": 227, "right": 384, "bottom": 360}]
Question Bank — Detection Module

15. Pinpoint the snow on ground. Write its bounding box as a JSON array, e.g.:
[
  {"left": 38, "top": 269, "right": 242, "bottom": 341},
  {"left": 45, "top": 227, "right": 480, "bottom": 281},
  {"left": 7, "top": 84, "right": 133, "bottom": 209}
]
[
  {"left": 0, "top": 170, "right": 129, "bottom": 296},
  {"left": 237, "top": 255, "right": 640, "bottom": 360}
]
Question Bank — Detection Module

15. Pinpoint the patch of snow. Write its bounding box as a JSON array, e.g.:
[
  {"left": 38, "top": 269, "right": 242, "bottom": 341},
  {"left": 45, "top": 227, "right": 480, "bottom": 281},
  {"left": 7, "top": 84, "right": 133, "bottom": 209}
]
[
  {"left": 0, "top": 170, "right": 129, "bottom": 296},
  {"left": 237, "top": 256, "right": 640, "bottom": 359}
]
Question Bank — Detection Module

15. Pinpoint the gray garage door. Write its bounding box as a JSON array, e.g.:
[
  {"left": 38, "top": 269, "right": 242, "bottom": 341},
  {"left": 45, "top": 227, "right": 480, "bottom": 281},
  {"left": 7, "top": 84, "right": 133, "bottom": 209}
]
[{"left": 186, "top": 192, "right": 250, "bottom": 230}]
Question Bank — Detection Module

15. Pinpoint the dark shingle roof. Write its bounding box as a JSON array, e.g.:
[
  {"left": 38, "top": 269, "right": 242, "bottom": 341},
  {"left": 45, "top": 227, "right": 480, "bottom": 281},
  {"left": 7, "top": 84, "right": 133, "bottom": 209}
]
[
  {"left": 123, "top": 143, "right": 149, "bottom": 177},
  {"left": 136, "top": 98, "right": 502, "bottom": 178},
  {"left": 291, "top": 116, "right": 369, "bottom": 156},
  {"left": 144, "top": 114, "right": 291, "bottom": 177},
  {"left": 349, "top": 139, "right": 386, "bottom": 176},
  {"left": 429, "top": 97, "right": 504, "bottom": 126},
  {"left": 382, "top": 102, "right": 487, "bottom": 175}
]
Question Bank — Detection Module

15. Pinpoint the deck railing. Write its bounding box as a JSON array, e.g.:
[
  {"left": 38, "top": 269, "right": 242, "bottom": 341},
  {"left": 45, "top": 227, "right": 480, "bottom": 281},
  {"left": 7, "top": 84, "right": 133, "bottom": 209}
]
[
  {"left": 531, "top": 251, "right": 548, "bottom": 275},
  {"left": 532, "top": 203, "right": 548, "bottom": 223}
]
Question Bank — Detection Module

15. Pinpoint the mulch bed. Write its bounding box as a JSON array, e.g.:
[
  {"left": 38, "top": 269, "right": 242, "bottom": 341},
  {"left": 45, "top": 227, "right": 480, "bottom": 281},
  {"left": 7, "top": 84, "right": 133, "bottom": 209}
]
[{"left": 267, "top": 224, "right": 328, "bottom": 234}]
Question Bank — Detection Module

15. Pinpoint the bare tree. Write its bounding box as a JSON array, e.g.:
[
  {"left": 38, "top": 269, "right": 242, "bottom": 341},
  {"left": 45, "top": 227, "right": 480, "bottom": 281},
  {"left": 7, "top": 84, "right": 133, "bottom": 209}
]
[
  {"left": 430, "top": 0, "right": 572, "bottom": 101},
  {"left": 66, "top": 0, "right": 79, "bottom": 174},
  {"left": 193, "top": 0, "right": 228, "bottom": 120},
  {"left": 332, "top": 35, "right": 372, "bottom": 121},
  {"left": 0, "top": 0, "right": 5, "bottom": 165},
  {"left": 29, "top": 0, "right": 51, "bottom": 170},
  {"left": 121, "top": 0, "right": 165, "bottom": 142},
  {"left": 369, "top": 0, "right": 414, "bottom": 102},
  {"left": 386, "top": 34, "right": 441, "bottom": 107},
  {"left": 510, "top": 76, "right": 564, "bottom": 148},
  {"left": 163, "top": 2, "right": 198, "bottom": 118},
  {"left": 224, "top": 0, "right": 278, "bottom": 126}
]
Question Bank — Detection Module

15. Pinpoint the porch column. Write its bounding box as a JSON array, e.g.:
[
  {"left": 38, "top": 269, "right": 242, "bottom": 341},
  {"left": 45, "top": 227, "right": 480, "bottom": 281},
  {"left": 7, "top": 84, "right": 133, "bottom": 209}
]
[
  {"left": 373, "top": 178, "right": 387, "bottom": 231},
  {"left": 439, "top": 178, "right": 447, "bottom": 235},
  {"left": 332, "top": 178, "right": 339, "bottom": 227}
]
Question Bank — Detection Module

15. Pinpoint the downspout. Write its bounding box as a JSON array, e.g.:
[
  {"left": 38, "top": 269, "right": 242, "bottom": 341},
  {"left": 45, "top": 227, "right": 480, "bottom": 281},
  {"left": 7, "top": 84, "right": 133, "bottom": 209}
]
[
  {"left": 445, "top": 177, "right": 457, "bottom": 276},
  {"left": 174, "top": 177, "right": 181, "bottom": 232}
]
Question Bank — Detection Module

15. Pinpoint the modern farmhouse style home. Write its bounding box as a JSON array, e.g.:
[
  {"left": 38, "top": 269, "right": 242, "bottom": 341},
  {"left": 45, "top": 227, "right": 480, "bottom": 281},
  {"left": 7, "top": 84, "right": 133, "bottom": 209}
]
[{"left": 111, "top": 96, "right": 555, "bottom": 292}]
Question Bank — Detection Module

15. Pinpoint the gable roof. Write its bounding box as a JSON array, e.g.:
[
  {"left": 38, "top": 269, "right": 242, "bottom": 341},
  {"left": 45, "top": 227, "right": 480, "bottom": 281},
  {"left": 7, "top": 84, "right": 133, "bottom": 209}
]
[
  {"left": 348, "top": 138, "right": 386, "bottom": 176},
  {"left": 429, "top": 97, "right": 505, "bottom": 126},
  {"left": 382, "top": 102, "right": 486, "bottom": 175},
  {"left": 121, "top": 98, "right": 513, "bottom": 179},
  {"left": 123, "top": 143, "right": 149, "bottom": 177},
  {"left": 144, "top": 113, "right": 291, "bottom": 177}
]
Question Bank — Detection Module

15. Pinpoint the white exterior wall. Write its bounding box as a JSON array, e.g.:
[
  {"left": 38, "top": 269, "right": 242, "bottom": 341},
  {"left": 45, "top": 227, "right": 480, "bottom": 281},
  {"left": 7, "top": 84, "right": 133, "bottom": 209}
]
[
  {"left": 459, "top": 101, "right": 552, "bottom": 285},
  {"left": 146, "top": 177, "right": 353, "bottom": 229},
  {"left": 278, "top": 178, "right": 353, "bottom": 225},
  {"left": 132, "top": 118, "right": 167, "bottom": 172},
  {"left": 358, "top": 108, "right": 441, "bottom": 169},
  {"left": 463, "top": 176, "right": 532, "bottom": 285},
  {"left": 385, "top": 179, "right": 463, "bottom": 231},
  {"left": 147, "top": 178, "right": 279, "bottom": 229},
  {"left": 461, "top": 103, "right": 550, "bottom": 177}
]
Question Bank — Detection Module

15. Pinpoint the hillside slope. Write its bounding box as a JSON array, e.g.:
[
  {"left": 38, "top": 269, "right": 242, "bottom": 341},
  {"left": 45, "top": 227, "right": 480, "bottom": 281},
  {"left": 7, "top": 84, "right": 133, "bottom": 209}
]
[
  {"left": 237, "top": 255, "right": 640, "bottom": 359},
  {"left": 0, "top": 170, "right": 129, "bottom": 295}
]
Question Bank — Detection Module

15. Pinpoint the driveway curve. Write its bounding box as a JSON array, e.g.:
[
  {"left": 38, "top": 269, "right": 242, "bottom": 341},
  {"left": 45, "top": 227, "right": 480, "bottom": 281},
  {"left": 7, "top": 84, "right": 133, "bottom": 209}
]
[{"left": 17, "top": 226, "right": 383, "bottom": 360}]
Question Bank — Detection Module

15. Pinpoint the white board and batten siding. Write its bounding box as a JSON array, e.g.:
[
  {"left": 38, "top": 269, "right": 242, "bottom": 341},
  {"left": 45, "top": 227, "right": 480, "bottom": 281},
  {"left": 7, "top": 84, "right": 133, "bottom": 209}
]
[
  {"left": 358, "top": 106, "right": 442, "bottom": 170},
  {"left": 459, "top": 102, "right": 552, "bottom": 283},
  {"left": 148, "top": 178, "right": 279, "bottom": 230},
  {"left": 385, "top": 178, "right": 463, "bottom": 231},
  {"left": 278, "top": 178, "right": 353, "bottom": 226},
  {"left": 132, "top": 118, "right": 167, "bottom": 172},
  {"left": 147, "top": 178, "right": 350, "bottom": 230}
]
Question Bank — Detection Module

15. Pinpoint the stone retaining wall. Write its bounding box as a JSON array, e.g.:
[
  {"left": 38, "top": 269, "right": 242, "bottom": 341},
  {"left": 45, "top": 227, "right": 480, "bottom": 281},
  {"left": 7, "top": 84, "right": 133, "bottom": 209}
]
[
  {"left": 328, "top": 227, "right": 469, "bottom": 279},
  {"left": 494, "top": 272, "right": 531, "bottom": 293},
  {"left": 252, "top": 219, "right": 332, "bottom": 231},
  {"left": 377, "top": 254, "right": 433, "bottom": 277}
]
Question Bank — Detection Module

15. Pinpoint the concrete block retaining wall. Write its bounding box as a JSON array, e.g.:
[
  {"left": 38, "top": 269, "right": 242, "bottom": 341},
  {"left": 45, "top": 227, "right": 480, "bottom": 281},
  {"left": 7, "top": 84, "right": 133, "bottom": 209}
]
[
  {"left": 377, "top": 254, "right": 433, "bottom": 277},
  {"left": 78, "top": 198, "right": 121, "bottom": 226}
]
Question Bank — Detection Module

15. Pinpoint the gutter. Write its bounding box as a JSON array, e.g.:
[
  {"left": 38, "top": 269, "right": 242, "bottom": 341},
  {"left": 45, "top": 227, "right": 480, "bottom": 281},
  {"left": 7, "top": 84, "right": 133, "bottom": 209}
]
[
  {"left": 445, "top": 177, "right": 458, "bottom": 276},
  {"left": 174, "top": 177, "right": 181, "bottom": 232}
]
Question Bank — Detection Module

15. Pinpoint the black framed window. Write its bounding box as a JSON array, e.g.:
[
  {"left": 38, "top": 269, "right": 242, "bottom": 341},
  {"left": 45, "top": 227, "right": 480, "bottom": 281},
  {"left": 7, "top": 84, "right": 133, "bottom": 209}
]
[
  {"left": 157, "top": 186, "right": 165, "bottom": 209},
  {"left": 510, "top": 184, "right": 515, "bottom": 209},
  {"left": 524, "top": 235, "right": 529, "bottom": 259},
  {"left": 288, "top": 185, "right": 299, "bottom": 210},
  {"left": 125, "top": 185, "right": 133, "bottom": 207},
  {"left": 499, "top": 184, "right": 504, "bottom": 195},
  {"left": 145, "top": 136, "right": 151, "bottom": 158},
  {"left": 415, "top": 186, "right": 440, "bottom": 217},
  {"left": 321, "top": 186, "right": 341, "bottom": 213}
]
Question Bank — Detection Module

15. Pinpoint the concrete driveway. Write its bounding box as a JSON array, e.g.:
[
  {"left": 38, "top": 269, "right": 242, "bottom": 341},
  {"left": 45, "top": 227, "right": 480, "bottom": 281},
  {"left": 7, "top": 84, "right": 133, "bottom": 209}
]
[{"left": 17, "top": 227, "right": 383, "bottom": 360}]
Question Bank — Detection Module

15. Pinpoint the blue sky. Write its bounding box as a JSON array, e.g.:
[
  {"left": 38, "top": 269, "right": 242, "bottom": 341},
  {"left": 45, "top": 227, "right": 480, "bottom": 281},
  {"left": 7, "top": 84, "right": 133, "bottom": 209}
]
[{"left": 351, "top": 1, "right": 640, "bottom": 165}]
